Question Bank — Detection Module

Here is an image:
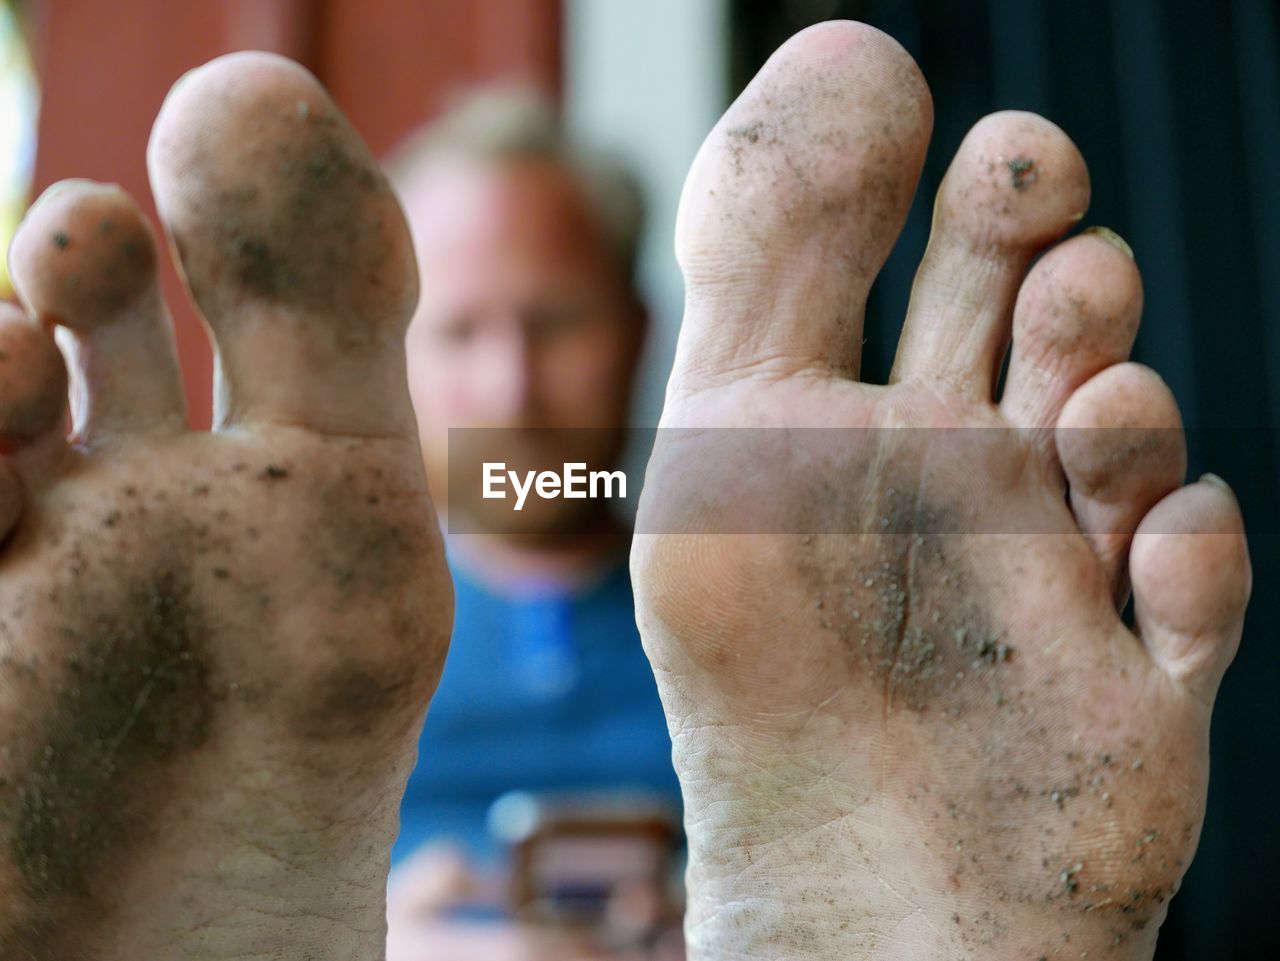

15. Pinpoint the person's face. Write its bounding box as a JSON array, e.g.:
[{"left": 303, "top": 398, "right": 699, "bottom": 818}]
[{"left": 401, "top": 158, "right": 644, "bottom": 528}]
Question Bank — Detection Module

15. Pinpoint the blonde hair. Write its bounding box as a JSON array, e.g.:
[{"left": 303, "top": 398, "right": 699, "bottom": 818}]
[{"left": 384, "top": 88, "right": 645, "bottom": 285}]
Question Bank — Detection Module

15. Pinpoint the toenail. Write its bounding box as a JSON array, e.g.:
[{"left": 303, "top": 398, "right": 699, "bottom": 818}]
[
  {"left": 1198, "top": 472, "right": 1233, "bottom": 494},
  {"left": 1083, "top": 226, "right": 1134, "bottom": 258}
]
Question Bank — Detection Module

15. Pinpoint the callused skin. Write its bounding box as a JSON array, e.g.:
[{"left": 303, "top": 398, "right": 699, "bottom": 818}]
[{"left": 633, "top": 20, "right": 1248, "bottom": 961}]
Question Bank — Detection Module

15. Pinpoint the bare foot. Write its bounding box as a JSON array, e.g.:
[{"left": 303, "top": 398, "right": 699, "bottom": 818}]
[
  {"left": 0, "top": 54, "right": 451, "bottom": 959},
  {"left": 632, "top": 22, "right": 1251, "bottom": 961}
]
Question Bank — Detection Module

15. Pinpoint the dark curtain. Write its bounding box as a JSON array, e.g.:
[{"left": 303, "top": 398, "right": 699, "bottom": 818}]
[{"left": 731, "top": 1, "right": 1280, "bottom": 957}]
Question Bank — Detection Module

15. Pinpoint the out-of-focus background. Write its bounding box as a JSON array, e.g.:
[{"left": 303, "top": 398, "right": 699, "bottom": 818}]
[
  {"left": 2, "top": 1, "right": 1277, "bottom": 958},
  {"left": 0, "top": 0, "right": 728, "bottom": 433}
]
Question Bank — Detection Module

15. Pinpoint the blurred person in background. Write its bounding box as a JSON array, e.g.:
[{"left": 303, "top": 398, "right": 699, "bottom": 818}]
[{"left": 382, "top": 91, "right": 683, "bottom": 958}]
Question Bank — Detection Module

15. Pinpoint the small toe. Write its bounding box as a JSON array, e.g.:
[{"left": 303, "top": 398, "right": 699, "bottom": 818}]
[
  {"left": 1056, "top": 363, "right": 1186, "bottom": 599},
  {"left": 1130, "top": 476, "right": 1250, "bottom": 704},
  {"left": 8, "top": 180, "right": 186, "bottom": 441},
  {"left": 1001, "top": 227, "right": 1142, "bottom": 439},
  {"left": 0, "top": 303, "right": 68, "bottom": 445},
  {"left": 148, "top": 51, "right": 419, "bottom": 436},
  {"left": 892, "top": 111, "right": 1090, "bottom": 398},
  {"left": 0, "top": 301, "right": 69, "bottom": 479}
]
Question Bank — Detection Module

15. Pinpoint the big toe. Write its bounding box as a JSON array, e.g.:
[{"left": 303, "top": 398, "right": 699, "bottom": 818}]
[
  {"left": 148, "top": 51, "right": 419, "bottom": 435},
  {"left": 671, "top": 20, "right": 932, "bottom": 389}
]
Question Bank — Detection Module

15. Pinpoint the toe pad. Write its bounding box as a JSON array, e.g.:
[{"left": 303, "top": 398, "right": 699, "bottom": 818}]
[{"left": 10, "top": 181, "right": 159, "bottom": 331}]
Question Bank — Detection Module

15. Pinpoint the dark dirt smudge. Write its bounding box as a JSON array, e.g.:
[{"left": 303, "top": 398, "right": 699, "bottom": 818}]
[{"left": 1, "top": 568, "right": 215, "bottom": 947}]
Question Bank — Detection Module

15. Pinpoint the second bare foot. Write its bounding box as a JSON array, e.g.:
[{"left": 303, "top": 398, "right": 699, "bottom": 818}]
[{"left": 633, "top": 22, "right": 1250, "bottom": 961}]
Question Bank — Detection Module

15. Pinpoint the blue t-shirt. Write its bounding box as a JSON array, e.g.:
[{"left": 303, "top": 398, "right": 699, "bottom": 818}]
[{"left": 393, "top": 551, "right": 680, "bottom": 865}]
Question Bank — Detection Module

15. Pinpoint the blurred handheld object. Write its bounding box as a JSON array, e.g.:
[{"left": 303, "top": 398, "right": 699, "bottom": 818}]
[{"left": 490, "top": 790, "right": 683, "bottom": 948}]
